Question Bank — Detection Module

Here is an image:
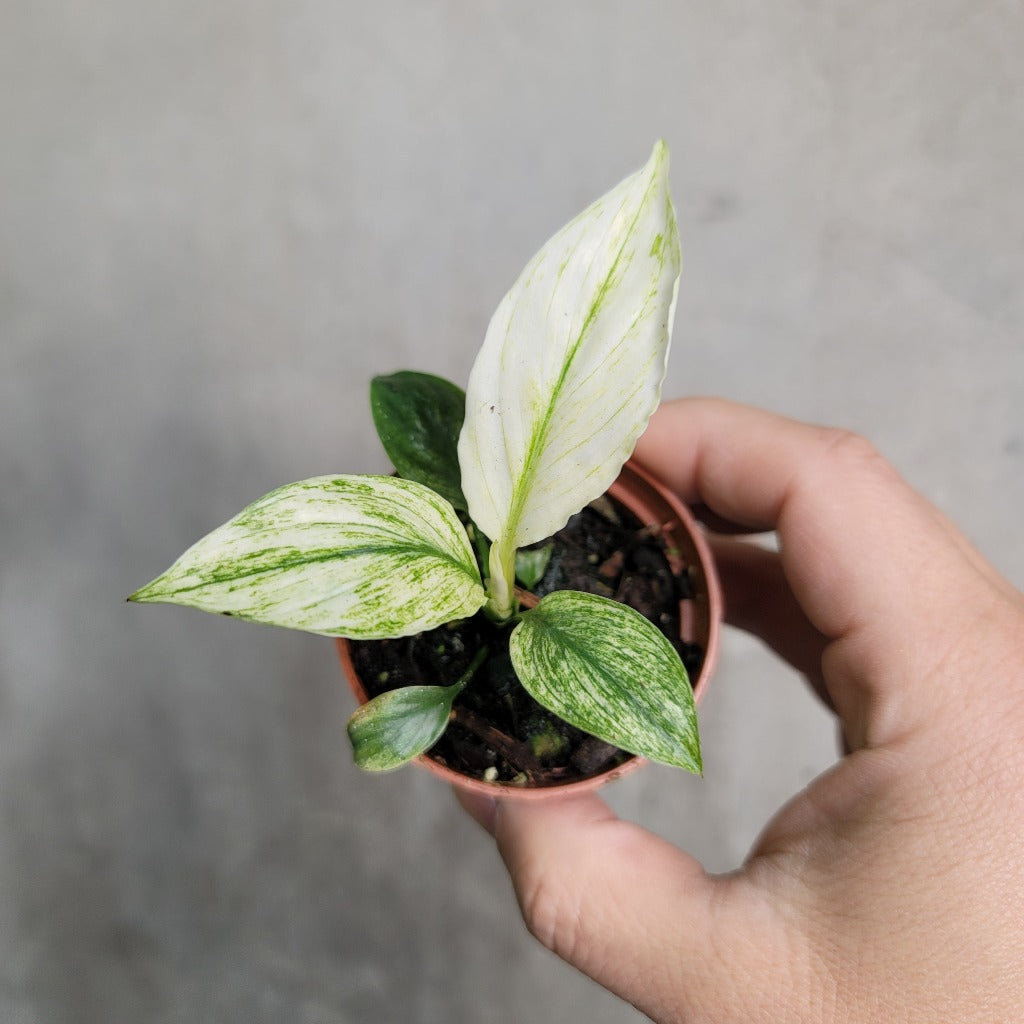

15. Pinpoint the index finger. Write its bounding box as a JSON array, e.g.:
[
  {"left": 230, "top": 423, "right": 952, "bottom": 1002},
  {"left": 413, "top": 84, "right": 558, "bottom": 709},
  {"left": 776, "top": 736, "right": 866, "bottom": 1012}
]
[
  {"left": 635, "top": 398, "right": 887, "bottom": 536},
  {"left": 633, "top": 399, "right": 1002, "bottom": 737}
]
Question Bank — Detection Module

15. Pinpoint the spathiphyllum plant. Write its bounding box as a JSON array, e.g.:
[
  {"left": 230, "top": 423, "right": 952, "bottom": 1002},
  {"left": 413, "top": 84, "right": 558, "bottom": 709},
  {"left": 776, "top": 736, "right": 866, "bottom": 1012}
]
[{"left": 131, "top": 140, "right": 703, "bottom": 778}]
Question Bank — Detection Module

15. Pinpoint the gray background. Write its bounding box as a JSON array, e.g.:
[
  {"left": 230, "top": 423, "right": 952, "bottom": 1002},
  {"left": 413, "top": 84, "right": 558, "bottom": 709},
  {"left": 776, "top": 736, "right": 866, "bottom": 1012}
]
[{"left": 3, "top": 2, "right": 1023, "bottom": 1021}]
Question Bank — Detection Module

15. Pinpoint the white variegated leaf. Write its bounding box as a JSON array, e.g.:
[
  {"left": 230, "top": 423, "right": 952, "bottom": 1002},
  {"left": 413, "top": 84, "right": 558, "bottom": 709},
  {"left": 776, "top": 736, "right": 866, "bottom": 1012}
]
[
  {"left": 458, "top": 141, "right": 681, "bottom": 615},
  {"left": 130, "top": 475, "right": 485, "bottom": 639},
  {"left": 510, "top": 590, "right": 701, "bottom": 773}
]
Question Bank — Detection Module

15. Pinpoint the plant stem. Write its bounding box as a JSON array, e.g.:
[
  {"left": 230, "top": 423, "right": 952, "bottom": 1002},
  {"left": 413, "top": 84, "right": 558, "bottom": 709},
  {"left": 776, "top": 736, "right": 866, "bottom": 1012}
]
[
  {"left": 449, "top": 706, "right": 544, "bottom": 773},
  {"left": 469, "top": 523, "right": 490, "bottom": 576},
  {"left": 451, "top": 645, "right": 489, "bottom": 697},
  {"left": 484, "top": 538, "right": 517, "bottom": 622}
]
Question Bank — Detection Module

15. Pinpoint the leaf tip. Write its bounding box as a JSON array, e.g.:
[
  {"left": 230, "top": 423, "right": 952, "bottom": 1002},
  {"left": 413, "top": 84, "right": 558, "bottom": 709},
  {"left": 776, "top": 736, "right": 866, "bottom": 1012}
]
[
  {"left": 678, "top": 739, "right": 703, "bottom": 777},
  {"left": 127, "top": 568, "right": 181, "bottom": 606},
  {"left": 127, "top": 581, "right": 159, "bottom": 604},
  {"left": 648, "top": 138, "right": 670, "bottom": 173}
]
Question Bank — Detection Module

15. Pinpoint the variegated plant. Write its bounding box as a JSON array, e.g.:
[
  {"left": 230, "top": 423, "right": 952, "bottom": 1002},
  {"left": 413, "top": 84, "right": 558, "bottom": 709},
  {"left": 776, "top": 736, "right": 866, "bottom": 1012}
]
[{"left": 131, "top": 141, "right": 701, "bottom": 776}]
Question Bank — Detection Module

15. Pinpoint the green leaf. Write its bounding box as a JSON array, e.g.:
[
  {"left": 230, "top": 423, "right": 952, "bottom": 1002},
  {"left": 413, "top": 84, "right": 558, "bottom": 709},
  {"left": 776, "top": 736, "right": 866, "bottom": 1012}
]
[
  {"left": 515, "top": 544, "right": 554, "bottom": 590},
  {"left": 347, "top": 685, "right": 460, "bottom": 771},
  {"left": 346, "top": 646, "right": 487, "bottom": 771},
  {"left": 129, "top": 475, "right": 485, "bottom": 639},
  {"left": 459, "top": 141, "right": 682, "bottom": 617},
  {"left": 509, "top": 590, "right": 701, "bottom": 773},
  {"left": 371, "top": 371, "right": 467, "bottom": 511}
]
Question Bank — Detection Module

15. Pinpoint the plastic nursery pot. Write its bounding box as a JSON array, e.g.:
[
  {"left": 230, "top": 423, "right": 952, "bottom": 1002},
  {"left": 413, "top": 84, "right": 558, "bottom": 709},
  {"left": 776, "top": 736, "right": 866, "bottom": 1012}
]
[{"left": 336, "top": 458, "right": 722, "bottom": 800}]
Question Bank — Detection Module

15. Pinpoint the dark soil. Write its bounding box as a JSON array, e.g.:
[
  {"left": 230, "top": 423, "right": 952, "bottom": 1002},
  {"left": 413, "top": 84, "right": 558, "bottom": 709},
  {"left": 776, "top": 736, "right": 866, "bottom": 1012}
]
[{"left": 349, "top": 496, "right": 705, "bottom": 788}]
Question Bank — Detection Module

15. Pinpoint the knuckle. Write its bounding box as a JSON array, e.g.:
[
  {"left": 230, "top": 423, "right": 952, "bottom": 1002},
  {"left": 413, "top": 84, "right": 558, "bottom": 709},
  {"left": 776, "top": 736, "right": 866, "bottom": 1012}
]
[
  {"left": 820, "top": 427, "right": 883, "bottom": 469},
  {"left": 788, "top": 428, "right": 895, "bottom": 519},
  {"left": 517, "top": 869, "right": 584, "bottom": 964}
]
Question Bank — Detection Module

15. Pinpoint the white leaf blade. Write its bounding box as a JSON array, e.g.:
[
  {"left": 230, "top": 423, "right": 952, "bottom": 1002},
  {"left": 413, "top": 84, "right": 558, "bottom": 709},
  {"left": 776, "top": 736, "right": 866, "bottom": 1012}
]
[
  {"left": 130, "top": 475, "right": 485, "bottom": 639},
  {"left": 509, "top": 590, "right": 701, "bottom": 773},
  {"left": 458, "top": 141, "right": 681, "bottom": 557}
]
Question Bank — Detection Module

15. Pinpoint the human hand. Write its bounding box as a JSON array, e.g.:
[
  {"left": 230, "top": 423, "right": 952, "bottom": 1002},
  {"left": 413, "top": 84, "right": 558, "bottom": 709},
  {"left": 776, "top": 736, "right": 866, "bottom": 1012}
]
[{"left": 457, "top": 398, "right": 1024, "bottom": 1023}]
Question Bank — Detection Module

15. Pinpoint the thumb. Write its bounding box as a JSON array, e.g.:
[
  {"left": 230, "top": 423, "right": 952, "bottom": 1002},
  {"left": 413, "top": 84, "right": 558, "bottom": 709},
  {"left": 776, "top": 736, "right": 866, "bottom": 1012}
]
[{"left": 459, "top": 790, "right": 796, "bottom": 1023}]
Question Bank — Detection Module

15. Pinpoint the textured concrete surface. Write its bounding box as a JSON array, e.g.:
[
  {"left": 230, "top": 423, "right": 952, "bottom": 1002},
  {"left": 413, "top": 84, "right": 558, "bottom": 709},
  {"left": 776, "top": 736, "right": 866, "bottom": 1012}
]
[{"left": 3, "top": 3, "right": 1023, "bottom": 1021}]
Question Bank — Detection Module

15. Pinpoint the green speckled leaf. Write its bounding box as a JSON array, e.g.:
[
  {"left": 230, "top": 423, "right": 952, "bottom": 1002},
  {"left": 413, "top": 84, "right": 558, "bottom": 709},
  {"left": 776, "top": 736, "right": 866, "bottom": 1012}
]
[
  {"left": 370, "top": 371, "right": 467, "bottom": 511},
  {"left": 129, "top": 475, "right": 485, "bottom": 639},
  {"left": 510, "top": 590, "right": 701, "bottom": 773},
  {"left": 347, "top": 685, "right": 459, "bottom": 771},
  {"left": 459, "top": 141, "right": 682, "bottom": 617}
]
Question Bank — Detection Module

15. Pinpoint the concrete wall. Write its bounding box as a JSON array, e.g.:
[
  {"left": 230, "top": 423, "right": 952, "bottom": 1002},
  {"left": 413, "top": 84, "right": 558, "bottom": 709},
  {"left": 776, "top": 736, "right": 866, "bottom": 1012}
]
[{"left": 3, "top": 3, "right": 1022, "bottom": 1020}]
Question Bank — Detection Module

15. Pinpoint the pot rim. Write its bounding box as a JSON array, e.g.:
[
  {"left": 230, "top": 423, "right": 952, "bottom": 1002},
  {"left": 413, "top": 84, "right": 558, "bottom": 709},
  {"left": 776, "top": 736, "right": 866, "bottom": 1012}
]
[{"left": 337, "top": 457, "right": 721, "bottom": 800}]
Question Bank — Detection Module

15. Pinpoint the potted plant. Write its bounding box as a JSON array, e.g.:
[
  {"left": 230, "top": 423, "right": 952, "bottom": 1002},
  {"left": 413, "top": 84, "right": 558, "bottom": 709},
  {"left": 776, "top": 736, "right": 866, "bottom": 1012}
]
[{"left": 130, "top": 140, "right": 721, "bottom": 797}]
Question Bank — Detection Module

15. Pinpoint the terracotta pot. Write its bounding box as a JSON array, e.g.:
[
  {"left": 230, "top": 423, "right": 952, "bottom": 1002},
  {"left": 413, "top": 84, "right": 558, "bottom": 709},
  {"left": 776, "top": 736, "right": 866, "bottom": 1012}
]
[{"left": 336, "top": 458, "right": 721, "bottom": 799}]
